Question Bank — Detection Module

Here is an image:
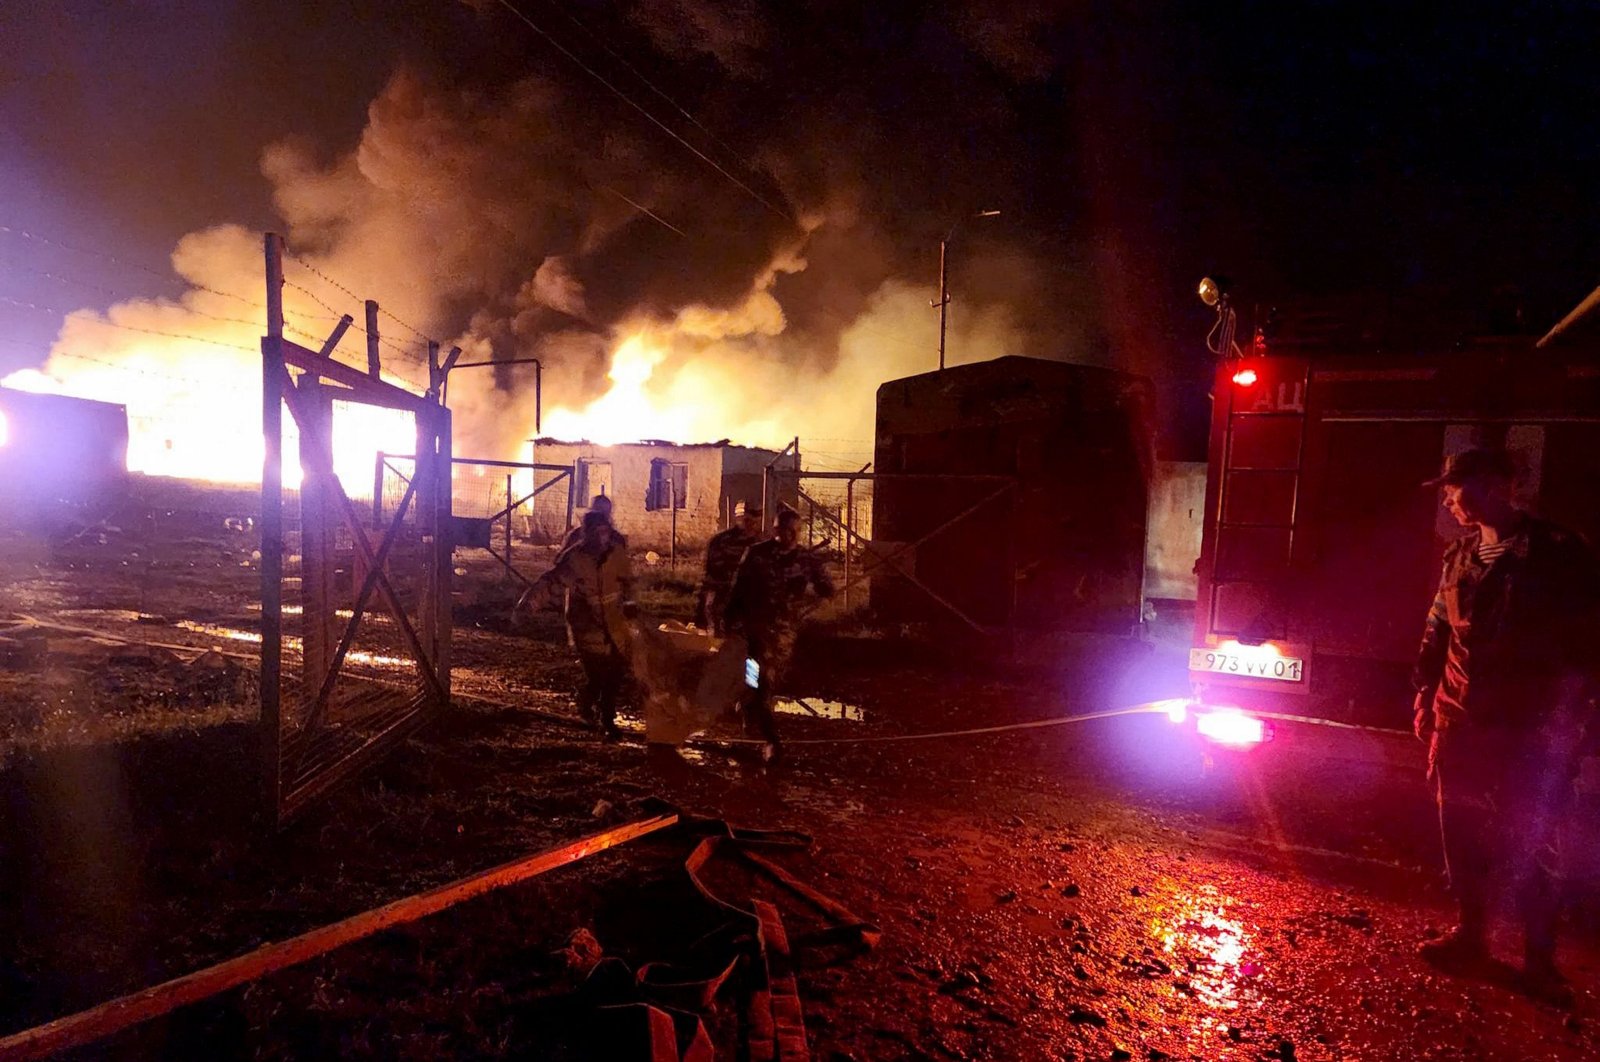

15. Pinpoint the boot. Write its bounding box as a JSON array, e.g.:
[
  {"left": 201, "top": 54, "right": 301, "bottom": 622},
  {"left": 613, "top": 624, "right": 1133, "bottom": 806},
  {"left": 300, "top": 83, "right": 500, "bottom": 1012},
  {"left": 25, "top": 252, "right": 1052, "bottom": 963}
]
[
  {"left": 1520, "top": 950, "right": 1573, "bottom": 1008},
  {"left": 1418, "top": 924, "right": 1490, "bottom": 970}
]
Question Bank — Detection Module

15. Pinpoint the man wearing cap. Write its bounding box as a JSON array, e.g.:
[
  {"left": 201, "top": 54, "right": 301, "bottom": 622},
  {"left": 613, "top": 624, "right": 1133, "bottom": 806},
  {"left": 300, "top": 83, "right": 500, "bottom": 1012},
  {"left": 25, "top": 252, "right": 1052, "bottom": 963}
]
[
  {"left": 1412, "top": 446, "right": 1600, "bottom": 997},
  {"left": 725, "top": 504, "right": 835, "bottom": 761},
  {"left": 519, "top": 509, "right": 638, "bottom": 738},
  {"left": 696, "top": 501, "right": 763, "bottom": 635}
]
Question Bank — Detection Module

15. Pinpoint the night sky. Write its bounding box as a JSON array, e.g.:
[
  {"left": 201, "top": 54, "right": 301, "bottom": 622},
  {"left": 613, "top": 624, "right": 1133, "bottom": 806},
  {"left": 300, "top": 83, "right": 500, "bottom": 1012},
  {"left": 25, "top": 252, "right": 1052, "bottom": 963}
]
[{"left": 4, "top": 0, "right": 1599, "bottom": 455}]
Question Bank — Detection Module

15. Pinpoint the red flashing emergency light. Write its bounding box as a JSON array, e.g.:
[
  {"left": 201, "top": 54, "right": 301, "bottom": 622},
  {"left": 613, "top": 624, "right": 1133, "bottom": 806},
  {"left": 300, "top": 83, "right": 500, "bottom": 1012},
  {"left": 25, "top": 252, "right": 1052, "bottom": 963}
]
[
  {"left": 1195, "top": 707, "right": 1267, "bottom": 747},
  {"left": 1160, "top": 700, "right": 1269, "bottom": 748},
  {"left": 1231, "top": 367, "right": 1258, "bottom": 387}
]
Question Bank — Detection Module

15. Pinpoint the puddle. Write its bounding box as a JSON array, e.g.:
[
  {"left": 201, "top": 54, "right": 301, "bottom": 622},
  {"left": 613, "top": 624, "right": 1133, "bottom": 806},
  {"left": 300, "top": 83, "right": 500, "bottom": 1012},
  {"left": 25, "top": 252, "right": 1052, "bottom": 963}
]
[
  {"left": 55, "top": 608, "right": 152, "bottom": 623},
  {"left": 245, "top": 604, "right": 389, "bottom": 623},
  {"left": 172, "top": 620, "right": 414, "bottom": 670},
  {"left": 1150, "top": 885, "right": 1259, "bottom": 1012},
  {"left": 774, "top": 698, "right": 867, "bottom": 723}
]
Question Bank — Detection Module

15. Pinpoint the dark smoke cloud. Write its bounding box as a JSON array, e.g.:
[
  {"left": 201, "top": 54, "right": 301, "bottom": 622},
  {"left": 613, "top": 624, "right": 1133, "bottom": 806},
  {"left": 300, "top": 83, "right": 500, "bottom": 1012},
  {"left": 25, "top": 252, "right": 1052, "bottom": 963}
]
[{"left": 6, "top": 1, "right": 1600, "bottom": 466}]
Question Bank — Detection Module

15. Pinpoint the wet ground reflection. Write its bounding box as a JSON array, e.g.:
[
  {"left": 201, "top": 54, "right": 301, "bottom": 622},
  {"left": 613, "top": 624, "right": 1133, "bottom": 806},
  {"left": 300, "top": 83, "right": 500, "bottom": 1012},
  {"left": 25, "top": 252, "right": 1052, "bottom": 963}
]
[
  {"left": 774, "top": 698, "right": 867, "bottom": 722},
  {"left": 1150, "top": 885, "right": 1257, "bottom": 1012},
  {"left": 173, "top": 620, "right": 413, "bottom": 669}
]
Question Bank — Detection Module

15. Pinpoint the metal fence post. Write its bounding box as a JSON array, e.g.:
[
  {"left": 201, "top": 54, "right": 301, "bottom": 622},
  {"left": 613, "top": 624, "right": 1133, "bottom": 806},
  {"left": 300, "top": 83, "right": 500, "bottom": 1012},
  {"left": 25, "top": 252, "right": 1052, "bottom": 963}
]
[
  {"left": 505, "top": 473, "right": 513, "bottom": 583},
  {"left": 845, "top": 476, "right": 855, "bottom": 611},
  {"left": 373, "top": 451, "right": 385, "bottom": 529}
]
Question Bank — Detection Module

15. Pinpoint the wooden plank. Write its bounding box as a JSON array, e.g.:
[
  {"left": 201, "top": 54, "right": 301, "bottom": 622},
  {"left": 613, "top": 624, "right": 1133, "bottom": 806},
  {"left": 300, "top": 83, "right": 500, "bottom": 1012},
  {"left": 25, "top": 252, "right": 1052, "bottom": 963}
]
[
  {"left": 363, "top": 300, "right": 380, "bottom": 378},
  {"left": 0, "top": 814, "right": 679, "bottom": 1062},
  {"left": 737, "top": 849, "right": 881, "bottom": 949},
  {"left": 433, "top": 407, "right": 454, "bottom": 689},
  {"left": 316, "top": 315, "right": 353, "bottom": 359},
  {"left": 260, "top": 242, "right": 286, "bottom": 817},
  {"left": 276, "top": 338, "right": 426, "bottom": 412},
  {"left": 298, "top": 382, "right": 337, "bottom": 710}
]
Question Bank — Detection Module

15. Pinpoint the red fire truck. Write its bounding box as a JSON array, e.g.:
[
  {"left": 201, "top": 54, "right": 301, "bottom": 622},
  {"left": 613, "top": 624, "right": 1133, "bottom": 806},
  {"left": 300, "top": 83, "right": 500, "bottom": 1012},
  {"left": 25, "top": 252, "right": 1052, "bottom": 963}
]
[{"left": 1183, "top": 291, "right": 1600, "bottom": 744}]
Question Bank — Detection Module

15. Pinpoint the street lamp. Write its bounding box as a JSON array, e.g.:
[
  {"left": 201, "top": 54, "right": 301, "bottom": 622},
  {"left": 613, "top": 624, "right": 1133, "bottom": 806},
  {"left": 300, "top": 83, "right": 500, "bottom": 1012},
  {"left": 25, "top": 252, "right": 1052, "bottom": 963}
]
[{"left": 933, "top": 209, "right": 1001, "bottom": 370}]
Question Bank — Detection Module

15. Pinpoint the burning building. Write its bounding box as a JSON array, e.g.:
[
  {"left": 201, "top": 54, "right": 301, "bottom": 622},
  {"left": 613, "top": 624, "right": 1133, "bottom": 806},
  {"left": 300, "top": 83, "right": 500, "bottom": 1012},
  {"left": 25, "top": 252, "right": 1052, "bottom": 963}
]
[
  {"left": 527, "top": 439, "right": 799, "bottom": 551},
  {"left": 0, "top": 387, "right": 129, "bottom": 508}
]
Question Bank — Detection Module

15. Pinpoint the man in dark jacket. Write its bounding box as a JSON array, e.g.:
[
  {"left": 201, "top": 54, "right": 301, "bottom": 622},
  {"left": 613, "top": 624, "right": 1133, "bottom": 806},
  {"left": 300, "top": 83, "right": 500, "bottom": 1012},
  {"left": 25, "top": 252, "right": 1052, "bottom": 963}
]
[
  {"left": 696, "top": 501, "right": 762, "bottom": 634},
  {"left": 725, "top": 504, "right": 835, "bottom": 761},
  {"left": 1412, "top": 447, "right": 1600, "bottom": 997}
]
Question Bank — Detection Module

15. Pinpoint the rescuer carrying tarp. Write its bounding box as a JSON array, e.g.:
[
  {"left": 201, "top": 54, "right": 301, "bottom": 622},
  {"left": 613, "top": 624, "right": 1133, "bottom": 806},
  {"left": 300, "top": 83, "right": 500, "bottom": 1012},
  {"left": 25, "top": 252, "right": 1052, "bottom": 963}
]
[
  {"left": 725, "top": 503, "right": 835, "bottom": 762},
  {"left": 696, "top": 500, "right": 763, "bottom": 635},
  {"left": 1411, "top": 446, "right": 1600, "bottom": 1001},
  {"left": 518, "top": 509, "right": 638, "bottom": 739}
]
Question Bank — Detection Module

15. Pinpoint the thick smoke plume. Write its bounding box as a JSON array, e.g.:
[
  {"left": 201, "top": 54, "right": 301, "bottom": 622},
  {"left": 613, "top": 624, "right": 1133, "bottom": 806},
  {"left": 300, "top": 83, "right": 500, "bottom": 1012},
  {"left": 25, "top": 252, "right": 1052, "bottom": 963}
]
[{"left": 7, "top": 4, "right": 1103, "bottom": 481}]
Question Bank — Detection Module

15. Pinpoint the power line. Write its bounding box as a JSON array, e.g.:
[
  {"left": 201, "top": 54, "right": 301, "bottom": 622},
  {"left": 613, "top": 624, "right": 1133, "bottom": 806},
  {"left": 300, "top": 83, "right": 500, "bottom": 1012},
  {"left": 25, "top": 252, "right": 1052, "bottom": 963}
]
[
  {"left": 491, "top": 0, "right": 796, "bottom": 226},
  {"left": 532, "top": 0, "right": 761, "bottom": 180},
  {"left": 600, "top": 185, "right": 687, "bottom": 238},
  {"left": 0, "top": 223, "right": 263, "bottom": 311},
  {"left": 0, "top": 295, "right": 259, "bottom": 352},
  {"left": 0, "top": 336, "right": 255, "bottom": 392}
]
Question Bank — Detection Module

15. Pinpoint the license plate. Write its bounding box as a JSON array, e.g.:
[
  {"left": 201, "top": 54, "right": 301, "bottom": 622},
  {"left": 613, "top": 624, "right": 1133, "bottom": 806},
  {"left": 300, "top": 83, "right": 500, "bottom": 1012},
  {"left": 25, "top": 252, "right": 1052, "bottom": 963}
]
[{"left": 1189, "top": 647, "right": 1305, "bottom": 683}]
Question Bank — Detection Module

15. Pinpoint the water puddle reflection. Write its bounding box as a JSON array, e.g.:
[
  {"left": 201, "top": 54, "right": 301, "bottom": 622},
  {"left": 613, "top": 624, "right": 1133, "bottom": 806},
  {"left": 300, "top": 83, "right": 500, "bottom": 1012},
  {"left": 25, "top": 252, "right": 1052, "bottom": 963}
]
[
  {"left": 1150, "top": 885, "right": 1257, "bottom": 1011},
  {"left": 172, "top": 620, "right": 413, "bottom": 669},
  {"left": 774, "top": 698, "right": 867, "bottom": 722}
]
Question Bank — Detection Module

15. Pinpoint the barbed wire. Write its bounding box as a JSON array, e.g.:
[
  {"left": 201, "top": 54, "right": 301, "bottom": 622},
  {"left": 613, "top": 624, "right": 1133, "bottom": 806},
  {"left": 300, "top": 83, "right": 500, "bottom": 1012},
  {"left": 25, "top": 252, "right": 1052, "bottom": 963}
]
[
  {"left": 0, "top": 294, "right": 260, "bottom": 353},
  {"left": 282, "top": 251, "right": 432, "bottom": 342},
  {"left": 492, "top": 0, "right": 797, "bottom": 227},
  {"left": 0, "top": 336, "right": 256, "bottom": 393},
  {"left": 0, "top": 223, "right": 265, "bottom": 311},
  {"left": 280, "top": 276, "right": 431, "bottom": 371}
]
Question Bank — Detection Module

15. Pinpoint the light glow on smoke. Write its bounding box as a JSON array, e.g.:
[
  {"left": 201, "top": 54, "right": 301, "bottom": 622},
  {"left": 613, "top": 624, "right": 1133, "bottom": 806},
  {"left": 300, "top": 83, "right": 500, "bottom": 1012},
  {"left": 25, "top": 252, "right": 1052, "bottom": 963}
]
[{"left": 1, "top": 73, "right": 1034, "bottom": 480}]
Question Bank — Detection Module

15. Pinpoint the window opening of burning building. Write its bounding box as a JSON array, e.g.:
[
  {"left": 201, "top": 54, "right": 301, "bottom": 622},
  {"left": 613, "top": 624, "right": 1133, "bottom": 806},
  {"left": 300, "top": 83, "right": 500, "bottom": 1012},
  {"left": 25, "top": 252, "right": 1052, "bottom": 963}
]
[
  {"left": 574, "top": 457, "right": 611, "bottom": 505},
  {"left": 647, "top": 457, "right": 689, "bottom": 511}
]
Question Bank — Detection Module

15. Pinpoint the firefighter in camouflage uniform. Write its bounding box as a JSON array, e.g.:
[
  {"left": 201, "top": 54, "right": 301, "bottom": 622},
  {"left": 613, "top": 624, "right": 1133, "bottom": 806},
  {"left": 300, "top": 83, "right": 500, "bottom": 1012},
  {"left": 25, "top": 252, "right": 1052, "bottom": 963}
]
[
  {"left": 519, "top": 510, "right": 638, "bottom": 738},
  {"left": 696, "top": 500, "right": 763, "bottom": 634},
  {"left": 1411, "top": 447, "right": 1600, "bottom": 1001},
  {"left": 725, "top": 504, "right": 835, "bottom": 760}
]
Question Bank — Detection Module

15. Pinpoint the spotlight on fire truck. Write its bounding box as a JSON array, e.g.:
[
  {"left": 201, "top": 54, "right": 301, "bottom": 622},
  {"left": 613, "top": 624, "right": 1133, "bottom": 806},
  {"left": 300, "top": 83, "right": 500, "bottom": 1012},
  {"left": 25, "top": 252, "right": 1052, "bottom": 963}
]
[
  {"left": 1194, "top": 707, "right": 1268, "bottom": 748},
  {"left": 1198, "top": 276, "right": 1224, "bottom": 307},
  {"left": 1231, "top": 366, "right": 1258, "bottom": 386}
]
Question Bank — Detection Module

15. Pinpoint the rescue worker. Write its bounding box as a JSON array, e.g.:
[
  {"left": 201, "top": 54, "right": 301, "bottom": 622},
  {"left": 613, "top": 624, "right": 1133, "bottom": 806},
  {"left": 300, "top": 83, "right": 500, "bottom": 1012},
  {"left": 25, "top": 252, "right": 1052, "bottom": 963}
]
[
  {"left": 696, "top": 500, "right": 763, "bottom": 634},
  {"left": 724, "top": 504, "right": 835, "bottom": 761},
  {"left": 1411, "top": 446, "right": 1600, "bottom": 999},
  {"left": 519, "top": 509, "right": 638, "bottom": 738},
  {"left": 564, "top": 494, "right": 620, "bottom": 550}
]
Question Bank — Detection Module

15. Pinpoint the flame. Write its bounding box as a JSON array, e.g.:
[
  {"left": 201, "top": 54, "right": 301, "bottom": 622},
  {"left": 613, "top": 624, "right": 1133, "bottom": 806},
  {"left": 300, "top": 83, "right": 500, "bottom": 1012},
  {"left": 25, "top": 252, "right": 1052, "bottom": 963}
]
[
  {"left": 541, "top": 332, "right": 691, "bottom": 444},
  {"left": 2, "top": 349, "right": 417, "bottom": 489}
]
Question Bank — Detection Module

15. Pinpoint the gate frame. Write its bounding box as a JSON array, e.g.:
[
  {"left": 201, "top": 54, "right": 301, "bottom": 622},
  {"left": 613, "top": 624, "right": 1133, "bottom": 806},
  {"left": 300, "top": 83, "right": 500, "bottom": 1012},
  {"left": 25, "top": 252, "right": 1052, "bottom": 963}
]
[
  {"left": 766, "top": 468, "right": 1017, "bottom": 635},
  {"left": 261, "top": 233, "right": 453, "bottom": 825},
  {"left": 375, "top": 453, "right": 575, "bottom": 589}
]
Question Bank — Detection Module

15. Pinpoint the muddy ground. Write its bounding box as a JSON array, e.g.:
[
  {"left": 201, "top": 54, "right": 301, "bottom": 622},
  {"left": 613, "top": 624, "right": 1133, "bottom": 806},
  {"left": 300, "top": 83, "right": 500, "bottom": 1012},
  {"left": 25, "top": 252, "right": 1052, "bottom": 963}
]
[{"left": 2, "top": 479, "right": 1599, "bottom": 1061}]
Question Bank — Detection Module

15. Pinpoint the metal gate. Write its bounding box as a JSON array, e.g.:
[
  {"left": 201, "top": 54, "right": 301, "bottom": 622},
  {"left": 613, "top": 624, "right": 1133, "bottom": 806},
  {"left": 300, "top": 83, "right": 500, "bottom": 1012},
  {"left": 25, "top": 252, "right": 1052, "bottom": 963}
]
[
  {"left": 768, "top": 468, "right": 1018, "bottom": 634},
  {"left": 260, "top": 236, "right": 453, "bottom": 825}
]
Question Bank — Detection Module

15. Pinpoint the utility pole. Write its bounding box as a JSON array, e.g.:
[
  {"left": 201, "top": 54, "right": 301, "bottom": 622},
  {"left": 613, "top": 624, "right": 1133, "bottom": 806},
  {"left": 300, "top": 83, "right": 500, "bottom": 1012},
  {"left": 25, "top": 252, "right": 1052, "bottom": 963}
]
[
  {"left": 932, "top": 210, "right": 999, "bottom": 371},
  {"left": 935, "top": 238, "right": 950, "bottom": 371}
]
